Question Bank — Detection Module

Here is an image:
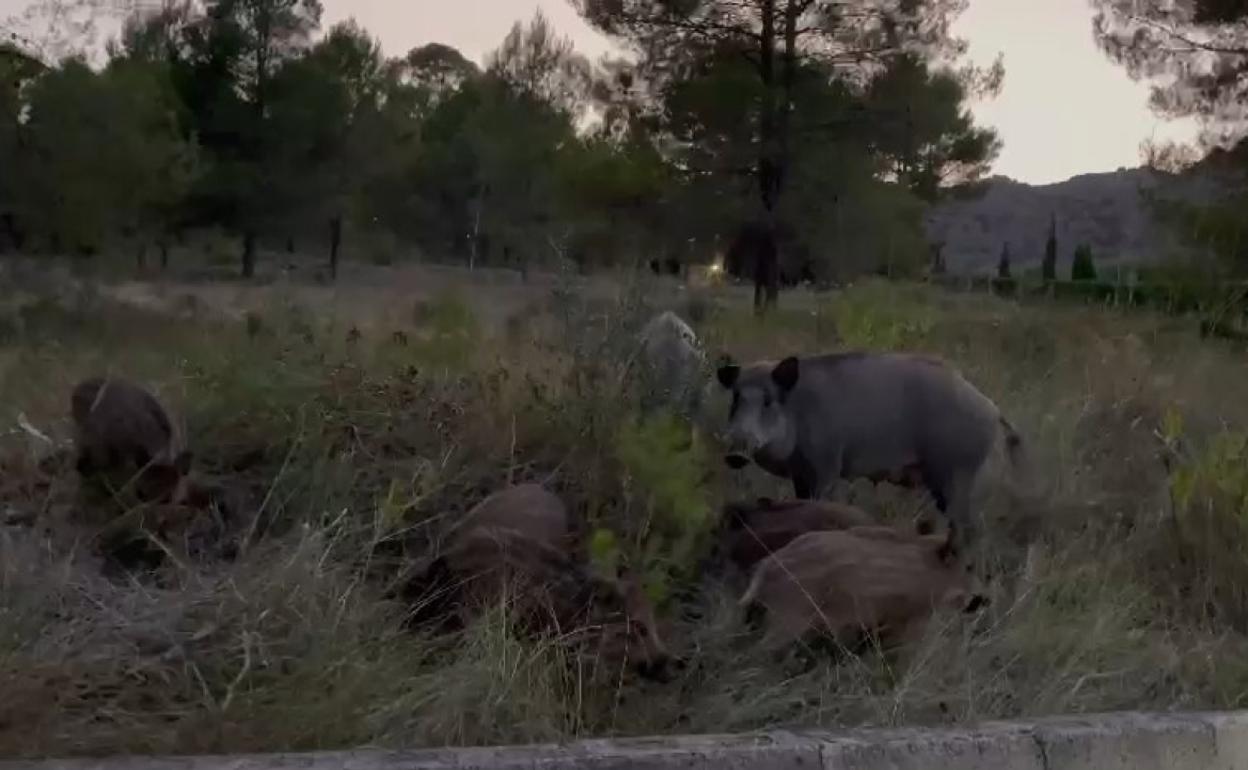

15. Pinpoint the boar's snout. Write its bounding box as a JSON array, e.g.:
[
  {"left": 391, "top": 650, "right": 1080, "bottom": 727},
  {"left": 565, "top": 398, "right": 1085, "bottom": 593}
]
[{"left": 724, "top": 453, "right": 751, "bottom": 470}]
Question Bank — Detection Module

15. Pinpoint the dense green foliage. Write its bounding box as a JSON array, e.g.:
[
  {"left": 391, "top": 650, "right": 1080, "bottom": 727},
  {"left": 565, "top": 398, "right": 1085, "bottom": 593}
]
[{"left": 0, "top": 2, "right": 997, "bottom": 294}]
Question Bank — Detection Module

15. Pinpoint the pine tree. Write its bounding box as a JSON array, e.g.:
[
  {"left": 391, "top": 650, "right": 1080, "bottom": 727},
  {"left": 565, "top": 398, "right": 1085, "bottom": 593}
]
[
  {"left": 1072, "top": 243, "right": 1097, "bottom": 281},
  {"left": 1042, "top": 214, "right": 1057, "bottom": 281}
]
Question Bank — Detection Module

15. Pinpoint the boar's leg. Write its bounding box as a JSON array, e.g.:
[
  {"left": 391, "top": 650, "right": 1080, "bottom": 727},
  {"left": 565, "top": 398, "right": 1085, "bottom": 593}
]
[
  {"left": 920, "top": 466, "right": 951, "bottom": 542},
  {"left": 925, "top": 468, "right": 979, "bottom": 567},
  {"left": 921, "top": 467, "right": 949, "bottom": 513},
  {"left": 921, "top": 465, "right": 960, "bottom": 545},
  {"left": 791, "top": 449, "right": 836, "bottom": 501},
  {"left": 792, "top": 476, "right": 813, "bottom": 499}
]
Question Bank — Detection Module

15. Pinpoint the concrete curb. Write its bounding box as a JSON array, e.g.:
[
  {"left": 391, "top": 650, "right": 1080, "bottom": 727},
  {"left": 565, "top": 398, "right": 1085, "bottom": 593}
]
[{"left": 4, "top": 710, "right": 1247, "bottom": 770}]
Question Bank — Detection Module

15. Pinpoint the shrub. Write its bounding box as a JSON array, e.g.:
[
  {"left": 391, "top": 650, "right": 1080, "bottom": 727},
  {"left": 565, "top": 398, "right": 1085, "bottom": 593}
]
[
  {"left": 1072, "top": 244, "right": 1097, "bottom": 282},
  {"left": 830, "top": 279, "right": 935, "bottom": 350},
  {"left": 611, "top": 411, "right": 714, "bottom": 604},
  {"left": 1161, "top": 413, "right": 1248, "bottom": 630},
  {"left": 410, "top": 290, "right": 482, "bottom": 370},
  {"left": 1043, "top": 214, "right": 1057, "bottom": 281}
]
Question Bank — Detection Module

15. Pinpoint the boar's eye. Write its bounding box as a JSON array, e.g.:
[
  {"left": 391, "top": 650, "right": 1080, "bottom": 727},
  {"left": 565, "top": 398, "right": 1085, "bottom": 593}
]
[{"left": 762, "top": 393, "right": 773, "bottom": 408}]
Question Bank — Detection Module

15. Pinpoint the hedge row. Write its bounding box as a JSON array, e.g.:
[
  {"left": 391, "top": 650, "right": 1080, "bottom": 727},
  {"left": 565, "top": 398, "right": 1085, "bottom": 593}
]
[{"left": 931, "top": 275, "right": 1248, "bottom": 316}]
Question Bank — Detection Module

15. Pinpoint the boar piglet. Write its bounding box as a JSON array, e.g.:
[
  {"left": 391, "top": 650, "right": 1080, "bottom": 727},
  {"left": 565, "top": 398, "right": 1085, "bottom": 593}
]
[
  {"left": 71, "top": 376, "right": 193, "bottom": 506},
  {"left": 739, "top": 525, "right": 987, "bottom": 654},
  {"left": 719, "top": 497, "right": 875, "bottom": 572},
  {"left": 407, "top": 484, "right": 678, "bottom": 681},
  {"left": 455, "top": 482, "right": 571, "bottom": 549}
]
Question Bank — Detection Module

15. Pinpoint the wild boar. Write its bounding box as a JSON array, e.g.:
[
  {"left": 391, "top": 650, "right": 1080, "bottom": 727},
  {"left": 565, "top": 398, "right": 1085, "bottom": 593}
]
[
  {"left": 406, "top": 486, "right": 677, "bottom": 681},
  {"left": 455, "top": 483, "right": 571, "bottom": 549},
  {"left": 637, "top": 310, "right": 707, "bottom": 418},
  {"left": 739, "top": 525, "right": 986, "bottom": 653},
  {"left": 70, "top": 376, "right": 193, "bottom": 505},
  {"left": 716, "top": 352, "right": 1024, "bottom": 555},
  {"left": 719, "top": 497, "right": 875, "bottom": 572}
]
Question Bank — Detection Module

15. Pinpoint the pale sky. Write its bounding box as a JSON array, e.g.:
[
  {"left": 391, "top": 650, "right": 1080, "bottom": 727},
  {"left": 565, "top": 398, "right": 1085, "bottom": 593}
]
[{"left": 2, "top": 0, "right": 1203, "bottom": 184}]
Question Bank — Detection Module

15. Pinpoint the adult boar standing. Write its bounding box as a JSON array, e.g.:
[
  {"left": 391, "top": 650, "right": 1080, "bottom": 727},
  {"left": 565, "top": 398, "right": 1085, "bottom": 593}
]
[{"left": 716, "top": 352, "right": 1024, "bottom": 557}]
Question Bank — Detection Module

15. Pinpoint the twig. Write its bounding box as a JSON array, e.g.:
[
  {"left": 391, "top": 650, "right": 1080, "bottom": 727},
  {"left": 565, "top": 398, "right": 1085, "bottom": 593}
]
[
  {"left": 15, "top": 411, "right": 53, "bottom": 446},
  {"left": 220, "top": 631, "right": 253, "bottom": 712}
]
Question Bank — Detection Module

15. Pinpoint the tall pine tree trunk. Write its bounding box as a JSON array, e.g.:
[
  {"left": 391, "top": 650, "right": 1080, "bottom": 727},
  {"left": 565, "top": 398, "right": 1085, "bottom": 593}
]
[
  {"left": 242, "top": 231, "right": 257, "bottom": 278},
  {"left": 0, "top": 213, "right": 22, "bottom": 252},
  {"left": 761, "top": 0, "right": 803, "bottom": 312},
  {"left": 469, "top": 186, "right": 485, "bottom": 271},
  {"left": 329, "top": 214, "right": 342, "bottom": 281},
  {"left": 753, "top": 0, "right": 781, "bottom": 315}
]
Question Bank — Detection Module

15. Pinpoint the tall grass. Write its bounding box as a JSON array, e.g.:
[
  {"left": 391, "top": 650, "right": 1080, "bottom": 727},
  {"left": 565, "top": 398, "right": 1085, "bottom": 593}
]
[{"left": 3, "top": 270, "right": 1248, "bottom": 757}]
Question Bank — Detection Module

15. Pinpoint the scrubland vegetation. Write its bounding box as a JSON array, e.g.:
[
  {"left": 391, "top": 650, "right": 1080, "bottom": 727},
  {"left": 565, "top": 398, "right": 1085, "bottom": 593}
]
[
  {"left": 5, "top": 0, "right": 1248, "bottom": 759},
  {"left": 4, "top": 263, "right": 1248, "bottom": 758}
]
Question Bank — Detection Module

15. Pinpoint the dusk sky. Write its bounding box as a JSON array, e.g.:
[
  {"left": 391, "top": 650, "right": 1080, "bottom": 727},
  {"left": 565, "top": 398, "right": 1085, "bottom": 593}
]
[{"left": 3, "top": 0, "right": 1204, "bottom": 184}]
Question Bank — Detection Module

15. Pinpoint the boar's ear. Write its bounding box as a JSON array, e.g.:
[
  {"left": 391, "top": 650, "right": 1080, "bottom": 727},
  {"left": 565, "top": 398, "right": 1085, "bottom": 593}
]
[
  {"left": 771, "top": 356, "right": 800, "bottom": 392},
  {"left": 716, "top": 358, "right": 740, "bottom": 390}
]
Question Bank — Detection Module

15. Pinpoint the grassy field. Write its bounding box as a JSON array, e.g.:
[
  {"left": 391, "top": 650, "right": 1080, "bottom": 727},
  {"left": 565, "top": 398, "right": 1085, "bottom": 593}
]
[{"left": 4, "top": 260, "right": 1248, "bottom": 758}]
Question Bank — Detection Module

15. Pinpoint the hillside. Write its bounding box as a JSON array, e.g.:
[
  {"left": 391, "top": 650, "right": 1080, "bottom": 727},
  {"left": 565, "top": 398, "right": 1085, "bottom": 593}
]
[{"left": 925, "top": 159, "right": 1237, "bottom": 276}]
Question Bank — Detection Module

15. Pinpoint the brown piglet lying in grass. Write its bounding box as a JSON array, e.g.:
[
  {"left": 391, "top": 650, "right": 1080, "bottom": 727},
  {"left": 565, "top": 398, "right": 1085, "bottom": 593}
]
[
  {"left": 405, "top": 483, "right": 680, "bottom": 682},
  {"left": 719, "top": 496, "right": 876, "bottom": 572},
  {"left": 739, "top": 524, "right": 988, "bottom": 655}
]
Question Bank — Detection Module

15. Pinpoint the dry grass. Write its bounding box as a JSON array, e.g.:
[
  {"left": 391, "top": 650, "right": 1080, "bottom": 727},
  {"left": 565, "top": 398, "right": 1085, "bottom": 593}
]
[{"left": 4, "top": 264, "right": 1248, "bottom": 759}]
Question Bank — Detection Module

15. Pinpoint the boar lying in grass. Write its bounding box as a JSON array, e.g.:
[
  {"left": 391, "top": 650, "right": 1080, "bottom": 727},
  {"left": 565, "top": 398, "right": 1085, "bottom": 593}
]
[
  {"left": 740, "top": 524, "right": 987, "bottom": 654},
  {"left": 405, "top": 483, "right": 679, "bottom": 681},
  {"left": 719, "top": 497, "right": 875, "bottom": 572},
  {"left": 454, "top": 482, "right": 572, "bottom": 549}
]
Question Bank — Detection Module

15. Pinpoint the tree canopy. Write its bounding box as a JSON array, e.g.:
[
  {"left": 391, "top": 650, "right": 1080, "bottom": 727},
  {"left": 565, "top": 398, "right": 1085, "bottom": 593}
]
[
  {"left": 1093, "top": 0, "right": 1248, "bottom": 276},
  {"left": 1093, "top": 0, "right": 1248, "bottom": 148},
  {"left": 573, "top": 0, "right": 1000, "bottom": 306},
  {"left": 0, "top": 0, "right": 1000, "bottom": 295}
]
